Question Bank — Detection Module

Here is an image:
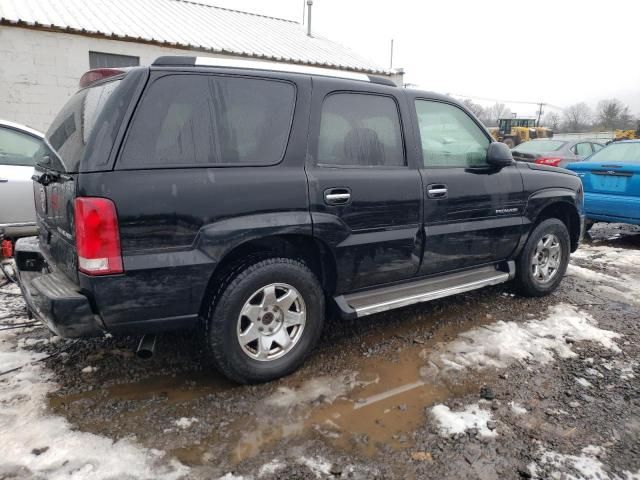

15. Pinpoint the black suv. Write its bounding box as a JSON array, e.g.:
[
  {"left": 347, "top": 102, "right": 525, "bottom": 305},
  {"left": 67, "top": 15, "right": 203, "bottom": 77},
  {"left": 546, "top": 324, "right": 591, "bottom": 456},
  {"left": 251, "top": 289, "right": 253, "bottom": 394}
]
[{"left": 15, "top": 56, "right": 584, "bottom": 383}]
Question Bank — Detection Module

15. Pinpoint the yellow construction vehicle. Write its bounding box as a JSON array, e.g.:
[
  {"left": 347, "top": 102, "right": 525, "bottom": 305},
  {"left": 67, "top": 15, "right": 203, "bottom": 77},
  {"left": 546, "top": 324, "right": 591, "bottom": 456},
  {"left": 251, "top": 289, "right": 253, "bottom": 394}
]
[
  {"left": 492, "top": 117, "right": 554, "bottom": 148},
  {"left": 614, "top": 129, "right": 637, "bottom": 141}
]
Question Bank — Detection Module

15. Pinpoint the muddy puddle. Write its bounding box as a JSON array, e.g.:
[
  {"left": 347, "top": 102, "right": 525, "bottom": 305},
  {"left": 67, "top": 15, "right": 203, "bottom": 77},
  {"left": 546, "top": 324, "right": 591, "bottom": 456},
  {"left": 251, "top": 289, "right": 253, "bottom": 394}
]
[{"left": 47, "top": 298, "right": 507, "bottom": 468}]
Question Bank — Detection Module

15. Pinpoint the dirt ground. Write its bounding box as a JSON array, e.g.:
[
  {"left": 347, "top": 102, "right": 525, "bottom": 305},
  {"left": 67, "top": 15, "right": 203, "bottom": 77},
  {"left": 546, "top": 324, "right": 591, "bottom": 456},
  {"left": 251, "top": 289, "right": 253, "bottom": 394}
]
[{"left": 1, "top": 223, "right": 639, "bottom": 480}]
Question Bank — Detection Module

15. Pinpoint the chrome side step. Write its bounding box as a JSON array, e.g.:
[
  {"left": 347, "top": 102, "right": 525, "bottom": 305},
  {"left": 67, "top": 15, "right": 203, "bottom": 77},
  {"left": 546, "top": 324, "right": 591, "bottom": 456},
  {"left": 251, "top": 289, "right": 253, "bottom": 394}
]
[{"left": 335, "top": 262, "right": 515, "bottom": 318}]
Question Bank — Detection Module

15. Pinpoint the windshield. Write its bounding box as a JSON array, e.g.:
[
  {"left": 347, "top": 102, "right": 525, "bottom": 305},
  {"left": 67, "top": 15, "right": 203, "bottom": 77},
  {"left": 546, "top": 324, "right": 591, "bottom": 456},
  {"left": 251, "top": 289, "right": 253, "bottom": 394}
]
[
  {"left": 43, "top": 78, "right": 125, "bottom": 172},
  {"left": 588, "top": 142, "right": 640, "bottom": 164},
  {"left": 514, "top": 140, "right": 565, "bottom": 153}
]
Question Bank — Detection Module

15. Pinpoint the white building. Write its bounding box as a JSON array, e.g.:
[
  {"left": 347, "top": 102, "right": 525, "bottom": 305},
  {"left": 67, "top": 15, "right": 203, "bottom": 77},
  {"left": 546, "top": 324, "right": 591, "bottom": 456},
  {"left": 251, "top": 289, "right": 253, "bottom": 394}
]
[{"left": 0, "top": 0, "right": 401, "bottom": 132}]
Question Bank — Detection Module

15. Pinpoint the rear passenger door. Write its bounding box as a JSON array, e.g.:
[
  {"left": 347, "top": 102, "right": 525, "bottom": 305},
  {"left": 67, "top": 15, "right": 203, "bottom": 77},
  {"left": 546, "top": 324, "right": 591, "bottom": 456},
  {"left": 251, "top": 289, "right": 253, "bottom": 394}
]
[
  {"left": 410, "top": 97, "right": 525, "bottom": 275},
  {"left": 306, "top": 79, "right": 423, "bottom": 292}
]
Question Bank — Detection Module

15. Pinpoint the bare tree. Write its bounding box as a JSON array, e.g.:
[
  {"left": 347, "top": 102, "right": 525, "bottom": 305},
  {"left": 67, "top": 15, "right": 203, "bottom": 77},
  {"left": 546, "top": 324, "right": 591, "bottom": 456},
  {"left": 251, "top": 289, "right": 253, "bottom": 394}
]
[
  {"left": 562, "top": 102, "right": 591, "bottom": 132},
  {"left": 461, "top": 98, "right": 486, "bottom": 123},
  {"left": 597, "top": 99, "right": 626, "bottom": 130},
  {"left": 486, "top": 103, "right": 512, "bottom": 127},
  {"left": 542, "top": 112, "right": 561, "bottom": 131}
]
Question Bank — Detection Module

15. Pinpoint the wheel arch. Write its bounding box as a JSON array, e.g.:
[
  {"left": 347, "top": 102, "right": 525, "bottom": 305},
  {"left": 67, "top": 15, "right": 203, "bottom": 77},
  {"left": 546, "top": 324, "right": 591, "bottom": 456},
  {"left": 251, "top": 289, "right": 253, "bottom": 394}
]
[
  {"left": 197, "top": 233, "right": 337, "bottom": 318},
  {"left": 526, "top": 191, "right": 582, "bottom": 252}
]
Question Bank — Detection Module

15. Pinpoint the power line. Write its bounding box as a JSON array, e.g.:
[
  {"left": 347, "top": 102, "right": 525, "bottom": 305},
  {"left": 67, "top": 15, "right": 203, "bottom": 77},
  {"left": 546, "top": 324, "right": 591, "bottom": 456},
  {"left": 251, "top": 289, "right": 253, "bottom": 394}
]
[{"left": 453, "top": 93, "right": 564, "bottom": 110}]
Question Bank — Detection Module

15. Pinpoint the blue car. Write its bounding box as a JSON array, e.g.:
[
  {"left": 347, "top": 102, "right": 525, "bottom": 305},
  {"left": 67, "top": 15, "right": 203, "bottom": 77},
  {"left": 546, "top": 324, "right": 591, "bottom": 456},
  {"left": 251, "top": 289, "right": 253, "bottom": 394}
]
[{"left": 566, "top": 140, "right": 640, "bottom": 228}]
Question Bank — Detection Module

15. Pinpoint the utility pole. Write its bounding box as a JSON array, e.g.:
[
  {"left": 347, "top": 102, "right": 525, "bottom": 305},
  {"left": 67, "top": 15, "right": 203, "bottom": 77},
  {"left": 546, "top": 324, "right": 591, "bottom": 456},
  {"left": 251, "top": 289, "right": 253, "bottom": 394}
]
[
  {"left": 536, "top": 102, "right": 545, "bottom": 126},
  {"left": 389, "top": 39, "right": 394, "bottom": 69}
]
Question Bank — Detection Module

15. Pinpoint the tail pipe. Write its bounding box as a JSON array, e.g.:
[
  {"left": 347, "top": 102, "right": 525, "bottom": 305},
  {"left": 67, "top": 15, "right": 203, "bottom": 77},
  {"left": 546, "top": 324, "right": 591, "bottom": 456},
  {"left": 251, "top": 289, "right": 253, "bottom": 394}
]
[{"left": 136, "top": 334, "right": 157, "bottom": 360}]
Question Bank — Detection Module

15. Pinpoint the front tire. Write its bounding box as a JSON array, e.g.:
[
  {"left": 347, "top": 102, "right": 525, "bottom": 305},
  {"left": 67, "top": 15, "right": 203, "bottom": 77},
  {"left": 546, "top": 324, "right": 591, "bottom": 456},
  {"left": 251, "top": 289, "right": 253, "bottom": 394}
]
[
  {"left": 205, "top": 257, "right": 324, "bottom": 384},
  {"left": 515, "top": 218, "right": 570, "bottom": 297}
]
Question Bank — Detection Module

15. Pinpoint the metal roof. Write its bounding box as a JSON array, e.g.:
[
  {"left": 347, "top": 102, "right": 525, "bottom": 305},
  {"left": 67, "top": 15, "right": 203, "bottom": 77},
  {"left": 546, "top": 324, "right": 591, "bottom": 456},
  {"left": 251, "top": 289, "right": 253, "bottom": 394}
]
[{"left": 0, "top": 0, "right": 390, "bottom": 74}]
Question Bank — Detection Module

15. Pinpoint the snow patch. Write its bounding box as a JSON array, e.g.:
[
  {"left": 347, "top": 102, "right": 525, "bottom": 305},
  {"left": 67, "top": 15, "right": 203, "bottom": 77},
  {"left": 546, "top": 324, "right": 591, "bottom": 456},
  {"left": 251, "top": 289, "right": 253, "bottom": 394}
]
[
  {"left": 566, "top": 264, "right": 620, "bottom": 284},
  {"left": 0, "top": 304, "right": 188, "bottom": 479},
  {"left": 258, "top": 458, "right": 285, "bottom": 477},
  {"left": 174, "top": 417, "right": 198, "bottom": 429},
  {"left": 509, "top": 401, "right": 528, "bottom": 415},
  {"left": 529, "top": 444, "right": 640, "bottom": 480},
  {"left": 297, "top": 456, "right": 333, "bottom": 478},
  {"left": 431, "top": 403, "right": 497, "bottom": 437},
  {"left": 422, "top": 304, "right": 621, "bottom": 377},
  {"left": 218, "top": 474, "right": 245, "bottom": 480},
  {"left": 575, "top": 377, "right": 593, "bottom": 388}
]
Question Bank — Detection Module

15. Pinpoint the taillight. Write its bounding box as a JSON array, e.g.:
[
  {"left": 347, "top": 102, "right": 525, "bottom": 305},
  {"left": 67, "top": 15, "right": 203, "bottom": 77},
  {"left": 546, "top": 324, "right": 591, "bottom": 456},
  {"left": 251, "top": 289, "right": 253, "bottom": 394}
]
[
  {"left": 535, "top": 157, "right": 562, "bottom": 167},
  {"left": 74, "top": 197, "right": 123, "bottom": 275},
  {"left": 1, "top": 239, "right": 12, "bottom": 259},
  {"left": 79, "top": 68, "right": 124, "bottom": 88}
]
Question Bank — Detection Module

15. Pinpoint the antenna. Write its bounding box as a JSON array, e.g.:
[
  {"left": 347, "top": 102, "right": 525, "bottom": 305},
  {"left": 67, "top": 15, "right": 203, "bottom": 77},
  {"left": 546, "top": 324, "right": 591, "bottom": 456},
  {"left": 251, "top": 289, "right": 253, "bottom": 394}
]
[{"left": 306, "top": 0, "right": 313, "bottom": 36}]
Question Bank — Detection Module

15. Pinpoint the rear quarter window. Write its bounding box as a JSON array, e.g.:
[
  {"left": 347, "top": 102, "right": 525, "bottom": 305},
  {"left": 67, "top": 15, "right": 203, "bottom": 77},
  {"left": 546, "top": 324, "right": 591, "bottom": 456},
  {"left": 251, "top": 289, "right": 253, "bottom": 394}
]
[{"left": 118, "top": 74, "right": 296, "bottom": 168}]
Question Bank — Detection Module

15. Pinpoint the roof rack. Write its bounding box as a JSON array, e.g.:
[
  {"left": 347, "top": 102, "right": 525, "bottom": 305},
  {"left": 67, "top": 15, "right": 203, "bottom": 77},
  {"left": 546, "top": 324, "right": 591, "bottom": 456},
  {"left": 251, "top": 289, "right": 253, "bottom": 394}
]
[{"left": 152, "top": 56, "right": 396, "bottom": 87}]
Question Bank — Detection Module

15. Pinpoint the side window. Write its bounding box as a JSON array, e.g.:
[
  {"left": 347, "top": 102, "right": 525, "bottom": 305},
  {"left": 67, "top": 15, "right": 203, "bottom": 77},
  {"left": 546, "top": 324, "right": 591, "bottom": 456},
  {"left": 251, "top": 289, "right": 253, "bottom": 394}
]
[
  {"left": 592, "top": 143, "right": 604, "bottom": 152},
  {"left": 317, "top": 93, "right": 404, "bottom": 167},
  {"left": 119, "top": 75, "right": 295, "bottom": 167},
  {"left": 415, "top": 100, "right": 490, "bottom": 168},
  {"left": 0, "top": 127, "right": 42, "bottom": 167},
  {"left": 575, "top": 143, "right": 593, "bottom": 156}
]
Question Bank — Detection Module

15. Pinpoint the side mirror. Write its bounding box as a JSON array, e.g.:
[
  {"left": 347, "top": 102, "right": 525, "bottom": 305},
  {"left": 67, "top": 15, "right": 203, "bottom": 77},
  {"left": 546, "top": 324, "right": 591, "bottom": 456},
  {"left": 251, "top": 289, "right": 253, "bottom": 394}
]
[{"left": 487, "top": 142, "right": 514, "bottom": 167}]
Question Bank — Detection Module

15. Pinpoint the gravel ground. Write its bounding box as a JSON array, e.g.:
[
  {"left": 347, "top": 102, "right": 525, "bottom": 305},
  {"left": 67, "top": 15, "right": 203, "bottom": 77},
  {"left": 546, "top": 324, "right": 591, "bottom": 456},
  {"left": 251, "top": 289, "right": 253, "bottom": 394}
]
[{"left": 0, "top": 223, "right": 638, "bottom": 479}]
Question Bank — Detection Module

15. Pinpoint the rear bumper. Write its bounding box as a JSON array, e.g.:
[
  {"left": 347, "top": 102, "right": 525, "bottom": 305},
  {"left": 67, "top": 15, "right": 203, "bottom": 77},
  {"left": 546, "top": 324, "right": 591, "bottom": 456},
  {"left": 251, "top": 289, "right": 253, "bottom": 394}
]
[{"left": 14, "top": 237, "right": 104, "bottom": 338}]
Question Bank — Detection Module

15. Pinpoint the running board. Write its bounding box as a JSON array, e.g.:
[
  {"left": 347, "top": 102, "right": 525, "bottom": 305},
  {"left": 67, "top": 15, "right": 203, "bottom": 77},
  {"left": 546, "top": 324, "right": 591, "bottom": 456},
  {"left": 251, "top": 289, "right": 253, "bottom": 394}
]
[{"left": 335, "top": 262, "right": 515, "bottom": 319}]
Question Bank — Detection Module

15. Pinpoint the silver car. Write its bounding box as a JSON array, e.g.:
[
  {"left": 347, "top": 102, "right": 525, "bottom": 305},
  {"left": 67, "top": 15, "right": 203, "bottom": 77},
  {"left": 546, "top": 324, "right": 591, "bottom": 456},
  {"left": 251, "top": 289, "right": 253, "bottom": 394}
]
[
  {"left": 0, "top": 119, "right": 44, "bottom": 239},
  {"left": 511, "top": 139, "right": 605, "bottom": 168}
]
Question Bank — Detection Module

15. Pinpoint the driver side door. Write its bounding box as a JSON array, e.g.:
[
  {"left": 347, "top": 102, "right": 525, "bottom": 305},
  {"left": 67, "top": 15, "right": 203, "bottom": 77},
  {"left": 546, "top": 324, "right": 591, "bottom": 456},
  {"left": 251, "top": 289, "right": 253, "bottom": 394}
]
[{"left": 410, "top": 98, "right": 525, "bottom": 275}]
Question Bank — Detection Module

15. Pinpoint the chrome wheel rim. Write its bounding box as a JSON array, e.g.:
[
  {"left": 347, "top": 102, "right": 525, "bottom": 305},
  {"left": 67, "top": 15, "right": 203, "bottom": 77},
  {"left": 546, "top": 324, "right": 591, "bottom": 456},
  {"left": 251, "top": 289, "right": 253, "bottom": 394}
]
[
  {"left": 531, "top": 233, "right": 562, "bottom": 284},
  {"left": 236, "top": 283, "right": 306, "bottom": 361}
]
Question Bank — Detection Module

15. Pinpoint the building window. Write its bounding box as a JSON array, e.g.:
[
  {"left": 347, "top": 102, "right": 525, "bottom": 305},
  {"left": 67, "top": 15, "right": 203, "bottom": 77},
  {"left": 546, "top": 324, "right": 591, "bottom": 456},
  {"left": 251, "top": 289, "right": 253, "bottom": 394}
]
[{"left": 89, "top": 51, "right": 140, "bottom": 69}]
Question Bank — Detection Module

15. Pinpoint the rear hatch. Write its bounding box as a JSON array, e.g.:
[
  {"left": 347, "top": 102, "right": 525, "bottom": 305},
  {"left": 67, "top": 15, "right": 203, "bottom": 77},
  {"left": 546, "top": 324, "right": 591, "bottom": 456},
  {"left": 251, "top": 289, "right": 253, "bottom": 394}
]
[
  {"left": 568, "top": 142, "right": 640, "bottom": 218},
  {"left": 33, "top": 69, "right": 142, "bottom": 281}
]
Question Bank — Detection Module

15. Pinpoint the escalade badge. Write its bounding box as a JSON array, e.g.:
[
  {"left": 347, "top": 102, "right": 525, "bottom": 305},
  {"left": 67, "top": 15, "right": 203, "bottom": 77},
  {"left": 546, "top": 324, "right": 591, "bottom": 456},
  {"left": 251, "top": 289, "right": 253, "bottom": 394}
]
[{"left": 495, "top": 207, "right": 518, "bottom": 214}]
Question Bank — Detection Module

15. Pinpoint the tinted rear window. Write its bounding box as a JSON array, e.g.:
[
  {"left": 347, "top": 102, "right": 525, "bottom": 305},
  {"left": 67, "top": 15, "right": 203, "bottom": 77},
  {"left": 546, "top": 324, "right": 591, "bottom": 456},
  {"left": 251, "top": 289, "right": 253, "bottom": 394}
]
[
  {"left": 588, "top": 142, "right": 640, "bottom": 164},
  {"left": 514, "top": 140, "right": 565, "bottom": 153},
  {"left": 45, "top": 78, "right": 127, "bottom": 172},
  {"left": 118, "top": 74, "right": 296, "bottom": 168}
]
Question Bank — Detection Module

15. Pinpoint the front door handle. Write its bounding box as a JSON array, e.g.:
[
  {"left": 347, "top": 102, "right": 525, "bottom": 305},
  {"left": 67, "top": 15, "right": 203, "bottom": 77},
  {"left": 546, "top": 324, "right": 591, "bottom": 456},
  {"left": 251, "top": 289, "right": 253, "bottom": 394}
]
[
  {"left": 324, "top": 188, "right": 351, "bottom": 205},
  {"left": 0, "top": 178, "right": 8, "bottom": 183},
  {"left": 427, "top": 184, "right": 448, "bottom": 199}
]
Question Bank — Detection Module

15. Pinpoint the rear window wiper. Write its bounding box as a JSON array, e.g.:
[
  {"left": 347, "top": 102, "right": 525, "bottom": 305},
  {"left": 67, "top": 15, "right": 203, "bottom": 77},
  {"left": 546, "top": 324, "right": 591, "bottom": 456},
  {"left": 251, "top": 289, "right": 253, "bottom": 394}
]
[{"left": 32, "top": 171, "right": 61, "bottom": 186}]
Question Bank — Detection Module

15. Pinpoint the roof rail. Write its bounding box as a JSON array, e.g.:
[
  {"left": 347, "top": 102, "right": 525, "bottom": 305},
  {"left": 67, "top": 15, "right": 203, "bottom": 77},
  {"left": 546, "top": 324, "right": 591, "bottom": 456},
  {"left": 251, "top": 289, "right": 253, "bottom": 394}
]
[{"left": 152, "top": 56, "right": 396, "bottom": 86}]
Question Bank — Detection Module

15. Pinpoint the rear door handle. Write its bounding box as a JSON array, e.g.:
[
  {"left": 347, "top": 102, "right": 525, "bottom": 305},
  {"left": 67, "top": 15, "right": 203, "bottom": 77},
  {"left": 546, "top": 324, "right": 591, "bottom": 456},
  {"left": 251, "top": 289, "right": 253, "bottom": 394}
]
[
  {"left": 427, "top": 184, "right": 448, "bottom": 199},
  {"left": 0, "top": 178, "right": 8, "bottom": 183},
  {"left": 324, "top": 187, "right": 351, "bottom": 205}
]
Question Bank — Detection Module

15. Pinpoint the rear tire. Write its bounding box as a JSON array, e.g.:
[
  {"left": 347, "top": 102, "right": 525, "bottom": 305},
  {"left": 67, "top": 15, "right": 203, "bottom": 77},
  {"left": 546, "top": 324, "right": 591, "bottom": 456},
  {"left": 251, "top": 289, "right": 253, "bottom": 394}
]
[
  {"left": 515, "top": 218, "right": 570, "bottom": 297},
  {"left": 205, "top": 257, "right": 324, "bottom": 384}
]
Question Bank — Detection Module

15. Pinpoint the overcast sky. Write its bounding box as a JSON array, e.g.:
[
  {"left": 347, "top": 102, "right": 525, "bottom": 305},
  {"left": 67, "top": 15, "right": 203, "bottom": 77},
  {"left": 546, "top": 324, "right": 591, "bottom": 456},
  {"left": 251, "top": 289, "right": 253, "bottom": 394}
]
[{"left": 208, "top": 0, "right": 640, "bottom": 118}]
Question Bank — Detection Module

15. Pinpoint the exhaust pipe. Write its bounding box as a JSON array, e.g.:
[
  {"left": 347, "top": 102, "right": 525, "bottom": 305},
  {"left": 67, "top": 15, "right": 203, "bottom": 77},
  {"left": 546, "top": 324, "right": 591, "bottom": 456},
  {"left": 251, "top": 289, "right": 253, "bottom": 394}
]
[{"left": 136, "top": 334, "right": 157, "bottom": 360}]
